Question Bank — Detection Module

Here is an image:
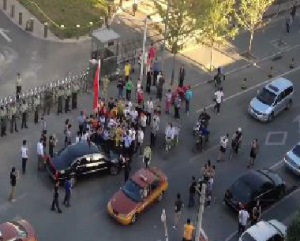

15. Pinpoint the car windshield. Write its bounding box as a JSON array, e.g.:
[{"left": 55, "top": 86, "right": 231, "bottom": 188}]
[
  {"left": 257, "top": 88, "right": 276, "bottom": 106},
  {"left": 122, "top": 179, "right": 143, "bottom": 203},
  {"left": 8, "top": 221, "right": 27, "bottom": 238},
  {"left": 292, "top": 145, "right": 300, "bottom": 157},
  {"left": 240, "top": 232, "right": 256, "bottom": 241},
  {"left": 231, "top": 180, "right": 253, "bottom": 202}
]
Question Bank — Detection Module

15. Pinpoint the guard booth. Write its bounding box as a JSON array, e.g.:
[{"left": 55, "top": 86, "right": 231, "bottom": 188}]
[{"left": 90, "top": 28, "right": 120, "bottom": 80}]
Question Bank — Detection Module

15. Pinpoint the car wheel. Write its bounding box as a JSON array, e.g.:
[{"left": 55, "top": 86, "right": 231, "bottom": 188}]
[
  {"left": 286, "top": 100, "right": 292, "bottom": 110},
  {"left": 131, "top": 214, "right": 137, "bottom": 224},
  {"left": 110, "top": 165, "right": 118, "bottom": 175},
  {"left": 268, "top": 112, "right": 274, "bottom": 122},
  {"left": 70, "top": 177, "right": 76, "bottom": 188}
]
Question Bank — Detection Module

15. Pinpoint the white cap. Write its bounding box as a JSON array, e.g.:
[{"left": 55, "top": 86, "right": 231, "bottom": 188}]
[{"left": 238, "top": 127, "right": 242, "bottom": 132}]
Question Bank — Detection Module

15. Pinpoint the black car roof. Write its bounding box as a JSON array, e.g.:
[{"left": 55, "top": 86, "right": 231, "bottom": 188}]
[
  {"left": 51, "top": 141, "right": 99, "bottom": 170},
  {"left": 231, "top": 170, "right": 272, "bottom": 193}
]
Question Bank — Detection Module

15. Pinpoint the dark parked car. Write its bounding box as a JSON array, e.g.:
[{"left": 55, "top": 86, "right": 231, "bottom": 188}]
[
  {"left": 224, "top": 169, "right": 285, "bottom": 212},
  {"left": 45, "top": 141, "right": 122, "bottom": 186}
]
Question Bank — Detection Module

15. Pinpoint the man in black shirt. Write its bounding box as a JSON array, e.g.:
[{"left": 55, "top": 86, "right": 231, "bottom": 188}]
[
  {"left": 188, "top": 176, "right": 197, "bottom": 208},
  {"left": 9, "top": 167, "right": 18, "bottom": 202},
  {"left": 173, "top": 193, "right": 183, "bottom": 229},
  {"left": 51, "top": 181, "right": 62, "bottom": 213}
]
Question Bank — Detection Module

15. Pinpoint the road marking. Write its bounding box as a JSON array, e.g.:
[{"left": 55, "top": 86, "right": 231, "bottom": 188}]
[
  {"left": 196, "top": 64, "right": 300, "bottom": 113},
  {"left": 0, "top": 28, "right": 12, "bottom": 42},
  {"left": 265, "top": 131, "right": 288, "bottom": 146},
  {"left": 270, "top": 159, "right": 284, "bottom": 170},
  {"left": 224, "top": 187, "right": 300, "bottom": 241},
  {"left": 0, "top": 193, "right": 28, "bottom": 214},
  {"left": 191, "top": 41, "right": 300, "bottom": 89}
]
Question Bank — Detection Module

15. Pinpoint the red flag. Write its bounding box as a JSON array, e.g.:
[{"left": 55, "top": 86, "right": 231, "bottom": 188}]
[{"left": 93, "top": 60, "right": 100, "bottom": 110}]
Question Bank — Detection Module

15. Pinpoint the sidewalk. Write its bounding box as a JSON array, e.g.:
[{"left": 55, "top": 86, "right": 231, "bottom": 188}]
[{"left": 0, "top": 0, "right": 58, "bottom": 41}]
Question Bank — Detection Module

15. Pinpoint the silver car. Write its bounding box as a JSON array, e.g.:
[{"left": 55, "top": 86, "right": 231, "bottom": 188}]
[
  {"left": 248, "top": 77, "right": 294, "bottom": 122},
  {"left": 284, "top": 142, "right": 300, "bottom": 175}
]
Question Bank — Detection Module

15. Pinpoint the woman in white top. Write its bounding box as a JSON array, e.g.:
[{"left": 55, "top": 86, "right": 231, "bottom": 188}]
[{"left": 217, "top": 134, "right": 229, "bottom": 162}]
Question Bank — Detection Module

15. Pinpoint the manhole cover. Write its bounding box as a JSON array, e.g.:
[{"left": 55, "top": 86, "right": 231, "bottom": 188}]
[
  {"left": 240, "top": 51, "right": 256, "bottom": 60},
  {"left": 271, "top": 39, "right": 289, "bottom": 50}
]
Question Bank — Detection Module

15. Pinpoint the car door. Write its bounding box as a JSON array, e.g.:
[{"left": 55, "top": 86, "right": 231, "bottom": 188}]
[
  {"left": 256, "top": 182, "right": 275, "bottom": 207},
  {"left": 90, "top": 153, "right": 109, "bottom": 173},
  {"left": 284, "top": 86, "right": 293, "bottom": 107},
  {"left": 75, "top": 158, "right": 88, "bottom": 175},
  {"left": 273, "top": 92, "right": 285, "bottom": 115}
]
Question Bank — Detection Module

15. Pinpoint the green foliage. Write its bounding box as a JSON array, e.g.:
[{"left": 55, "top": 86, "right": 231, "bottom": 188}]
[
  {"left": 236, "top": 0, "right": 275, "bottom": 32},
  {"left": 153, "top": 0, "right": 195, "bottom": 54},
  {"left": 193, "top": 0, "right": 238, "bottom": 47},
  {"left": 236, "top": 0, "right": 275, "bottom": 52},
  {"left": 287, "top": 208, "right": 300, "bottom": 241},
  {"left": 19, "top": 0, "right": 109, "bottom": 38}
]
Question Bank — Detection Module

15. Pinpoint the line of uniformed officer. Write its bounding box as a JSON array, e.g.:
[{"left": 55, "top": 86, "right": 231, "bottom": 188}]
[
  {"left": 0, "top": 105, "right": 7, "bottom": 136},
  {"left": 71, "top": 81, "right": 80, "bottom": 110},
  {"left": 20, "top": 100, "right": 28, "bottom": 129}
]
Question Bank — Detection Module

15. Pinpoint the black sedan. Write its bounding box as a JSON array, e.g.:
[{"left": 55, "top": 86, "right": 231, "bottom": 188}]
[
  {"left": 224, "top": 169, "right": 285, "bottom": 212},
  {"left": 45, "top": 141, "right": 122, "bottom": 186}
]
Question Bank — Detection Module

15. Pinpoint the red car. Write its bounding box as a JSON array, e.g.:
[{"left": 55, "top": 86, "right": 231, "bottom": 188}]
[
  {"left": 107, "top": 167, "right": 168, "bottom": 225},
  {"left": 0, "top": 219, "right": 38, "bottom": 241}
]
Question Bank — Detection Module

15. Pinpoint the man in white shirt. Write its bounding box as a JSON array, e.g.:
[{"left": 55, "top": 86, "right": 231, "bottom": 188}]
[
  {"left": 214, "top": 87, "right": 224, "bottom": 115},
  {"left": 238, "top": 205, "right": 250, "bottom": 235},
  {"left": 146, "top": 98, "right": 154, "bottom": 125},
  {"left": 136, "top": 128, "right": 144, "bottom": 156},
  {"left": 21, "top": 140, "right": 28, "bottom": 174},
  {"left": 217, "top": 134, "right": 229, "bottom": 162},
  {"left": 139, "top": 113, "right": 147, "bottom": 132},
  {"left": 37, "top": 138, "right": 44, "bottom": 171}
]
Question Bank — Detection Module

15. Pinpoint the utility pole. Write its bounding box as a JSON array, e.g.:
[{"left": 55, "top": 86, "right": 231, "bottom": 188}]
[
  {"left": 161, "top": 209, "right": 169, "bottom": 241},
  {"left": 195, "top": 183, "right": 206, "bottom": 241},
  {"left": 161, "top": 0, "right": 170, "bottom": 74},
  {"left": 140, "top": 16, "right": 149, "bottom": 82}
]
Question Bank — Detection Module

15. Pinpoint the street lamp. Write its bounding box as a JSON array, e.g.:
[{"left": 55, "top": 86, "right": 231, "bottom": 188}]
[{"left": 114, "top": 14, "right": 151, "bottom": 82}]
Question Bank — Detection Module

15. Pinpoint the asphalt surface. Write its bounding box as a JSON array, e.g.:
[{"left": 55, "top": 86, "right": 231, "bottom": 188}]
[
  {"left": 0, "top": 10, "right": 90, "bottom": 96},
  {"left": 0, "top": 8, "right": 300, "bottom": 241}
]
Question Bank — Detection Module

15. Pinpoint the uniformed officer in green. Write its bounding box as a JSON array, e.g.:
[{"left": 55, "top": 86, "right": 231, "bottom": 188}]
[
  {"left": 43, "top": 88, "right": 53, "bottom": 116},
  {"left": 65, "top": 85, "right": 71, "bottom": 113},
  {"left": 21, "top": 100, "right": 28, "bottom": 129},
  {"left": 57, "top": 86, "right": 63, "bottom": 115},
  {"left": 9, "top": 102, "right": 18, "bottom": 133},
  {"left": 33, "top": 95, "right": 41, "bottom": 124},
  {"left": 16, "top": 73, "right": 22, "bottom": 102},
  {"left": 72, "top": 81, "right": 80, "bottom": 110},
  {"left": 0, "top": 105, "right": 7, "bottom": 136}
]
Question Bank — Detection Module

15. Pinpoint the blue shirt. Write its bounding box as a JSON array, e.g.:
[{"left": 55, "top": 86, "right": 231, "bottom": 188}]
[
  {"left": 124, "top": 135, "right": 132, "bottom": 148},
  {"left": 153, "top": 61, "right": 161, "bottom": 72},
  {"left": 185, "top": 90, "right": 193, "bottom": 101}
]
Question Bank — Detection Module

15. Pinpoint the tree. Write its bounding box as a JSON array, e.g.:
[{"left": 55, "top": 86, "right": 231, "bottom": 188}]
[
  {"left": 236, "top": 0, "right": 276, "bottom": 53},
  {"left": 154, "top": 0, "right": 195, "bottom": 85},
  {"left": 287, "top": 207, "right": 300, "bottom": 241},
  {"left": 192, "top": 0, "right": 238, "bottom": 71}
]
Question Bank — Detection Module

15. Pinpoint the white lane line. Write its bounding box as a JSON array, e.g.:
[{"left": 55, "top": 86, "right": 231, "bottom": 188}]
[
  {"left": 270, "top": 159, "right": 284, "bottom": 170},
  {"left": 224, "top": 187, "right": 300, "bottom": 241},
  {"left": 191, "top": 42, "right": 300, "bottom": 89},
  {"left": 0, "top": 193, "right": 28, "bottom": 214},
  {"left": 196, "top": 64, "right": 300, "bottom": 113}
]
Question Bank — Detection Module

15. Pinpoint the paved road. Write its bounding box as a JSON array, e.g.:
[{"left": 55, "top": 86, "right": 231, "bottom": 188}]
[
  {"left": 0, "top": 8, "right": 300, "bottom": 241},
  {"left": 0, "top": 11, "right": 90, "bottom": 96},
  {"left": 0, "top": 46, "right": 300, "bottom": 241}
]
